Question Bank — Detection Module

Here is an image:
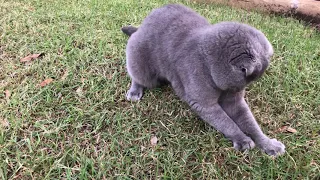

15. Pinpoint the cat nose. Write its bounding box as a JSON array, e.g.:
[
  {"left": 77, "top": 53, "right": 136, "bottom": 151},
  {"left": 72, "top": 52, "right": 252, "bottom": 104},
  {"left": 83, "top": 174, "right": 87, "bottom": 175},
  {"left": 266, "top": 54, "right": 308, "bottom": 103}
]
[
  {"left": 245, "top": 66, "right": 255, "bottom": 78},
  {"left": 246, "top": 62, "right": 262, "bottom": 78}
]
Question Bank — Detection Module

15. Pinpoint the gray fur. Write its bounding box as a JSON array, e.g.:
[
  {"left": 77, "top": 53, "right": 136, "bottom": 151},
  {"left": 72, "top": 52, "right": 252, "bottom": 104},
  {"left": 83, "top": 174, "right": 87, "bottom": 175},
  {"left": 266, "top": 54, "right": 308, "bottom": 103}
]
[{"left": 122, "top": 4, "right": 285, "bottom": 156}]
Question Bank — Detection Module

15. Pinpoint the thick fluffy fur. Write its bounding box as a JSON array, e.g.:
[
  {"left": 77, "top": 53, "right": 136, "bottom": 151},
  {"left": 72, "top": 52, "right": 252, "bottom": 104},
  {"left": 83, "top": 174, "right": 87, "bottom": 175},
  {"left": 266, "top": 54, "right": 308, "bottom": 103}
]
[{"left": 122, "top": 4, "right": 285, "bottom": 156}]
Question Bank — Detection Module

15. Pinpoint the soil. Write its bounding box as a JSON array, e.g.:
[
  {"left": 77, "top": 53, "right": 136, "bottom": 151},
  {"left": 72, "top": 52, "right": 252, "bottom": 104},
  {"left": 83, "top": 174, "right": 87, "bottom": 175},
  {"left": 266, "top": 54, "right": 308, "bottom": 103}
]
[{"left": 196, "top": 0, "right": 320, "bottom": 24}]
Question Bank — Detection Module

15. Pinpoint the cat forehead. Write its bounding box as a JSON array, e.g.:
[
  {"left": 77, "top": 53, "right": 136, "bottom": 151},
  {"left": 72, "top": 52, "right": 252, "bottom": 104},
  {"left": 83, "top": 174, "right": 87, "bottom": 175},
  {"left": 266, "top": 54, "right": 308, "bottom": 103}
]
[
  {"left": 251, "top": 36, "right": 274, "bottom": 58},
  {"left": 238, "top": 26, "right": 274, "bottom": 58},
  {"left": 216, "top": 22, "right": 272, "bottom": 51}
]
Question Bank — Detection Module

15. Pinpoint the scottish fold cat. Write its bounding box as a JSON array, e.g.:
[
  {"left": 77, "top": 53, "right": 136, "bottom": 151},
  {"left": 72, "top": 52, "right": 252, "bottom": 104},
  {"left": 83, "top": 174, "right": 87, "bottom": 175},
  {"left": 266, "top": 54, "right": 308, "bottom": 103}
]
[{"left": 122, "top": 4, "right": 285, "bottom": 156}]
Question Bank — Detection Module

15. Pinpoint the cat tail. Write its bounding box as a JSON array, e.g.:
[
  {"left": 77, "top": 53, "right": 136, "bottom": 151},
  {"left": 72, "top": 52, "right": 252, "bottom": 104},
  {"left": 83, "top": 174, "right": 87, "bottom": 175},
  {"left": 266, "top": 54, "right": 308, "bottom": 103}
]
[{"left": 121, "top": 26, "right": 138, "bottom": 36}]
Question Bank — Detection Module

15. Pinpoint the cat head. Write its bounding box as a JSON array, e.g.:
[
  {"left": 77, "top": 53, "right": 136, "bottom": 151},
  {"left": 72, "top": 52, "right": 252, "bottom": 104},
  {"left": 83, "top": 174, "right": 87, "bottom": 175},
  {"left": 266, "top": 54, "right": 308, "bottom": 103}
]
[{"left": 200, "top": 22, "right": 273, "bottom": 92}]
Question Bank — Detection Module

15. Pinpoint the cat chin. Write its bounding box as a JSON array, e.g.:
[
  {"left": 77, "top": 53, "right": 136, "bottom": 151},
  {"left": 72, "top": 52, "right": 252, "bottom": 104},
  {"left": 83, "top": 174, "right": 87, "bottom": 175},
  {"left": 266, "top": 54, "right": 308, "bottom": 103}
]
[{"left": 228, "top": 86, "right": 245, "bottom": 92}]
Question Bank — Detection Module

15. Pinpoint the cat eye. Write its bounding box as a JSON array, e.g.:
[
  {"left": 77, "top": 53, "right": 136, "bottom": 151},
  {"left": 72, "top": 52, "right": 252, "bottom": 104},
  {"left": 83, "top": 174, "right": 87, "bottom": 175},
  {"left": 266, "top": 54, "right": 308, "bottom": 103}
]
[{"left": 241, "top": 67, "right": 247, "bottom": 74}]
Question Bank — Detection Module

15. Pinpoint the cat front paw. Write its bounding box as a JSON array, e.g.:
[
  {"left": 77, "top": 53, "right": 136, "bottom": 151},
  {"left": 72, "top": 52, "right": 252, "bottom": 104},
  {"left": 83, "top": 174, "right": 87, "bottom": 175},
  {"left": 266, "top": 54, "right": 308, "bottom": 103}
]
[
  {"left": 233, "top": 137, "right": 255, "bottom": 151},
  {"left": 126, "top": 89, "right": 143, "bottom": 101},
  {"left": 260, "top": 138, "right": 285, "bottom": 156}
]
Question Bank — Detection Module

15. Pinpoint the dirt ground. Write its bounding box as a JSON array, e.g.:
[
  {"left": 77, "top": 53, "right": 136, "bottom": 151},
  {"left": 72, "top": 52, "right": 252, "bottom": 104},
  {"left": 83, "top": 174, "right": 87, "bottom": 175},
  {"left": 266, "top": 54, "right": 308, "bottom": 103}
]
[{"left": 197, "top": 0, "right": 320, "bottom": 24}]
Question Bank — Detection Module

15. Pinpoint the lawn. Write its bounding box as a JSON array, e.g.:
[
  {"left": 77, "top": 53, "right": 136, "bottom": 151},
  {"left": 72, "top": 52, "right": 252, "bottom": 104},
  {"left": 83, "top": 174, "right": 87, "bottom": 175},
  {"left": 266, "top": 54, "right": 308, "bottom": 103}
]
[{"left": 0, "top": 0, "right": 319, "bottom": 179}]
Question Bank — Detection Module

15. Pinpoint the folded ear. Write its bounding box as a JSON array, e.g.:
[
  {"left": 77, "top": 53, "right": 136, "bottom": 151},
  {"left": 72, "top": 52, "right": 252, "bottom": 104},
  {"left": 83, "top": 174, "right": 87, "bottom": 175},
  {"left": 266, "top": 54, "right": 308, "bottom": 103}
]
[{"left": 121, "top": 26, "right": 138, "bottom": 36}]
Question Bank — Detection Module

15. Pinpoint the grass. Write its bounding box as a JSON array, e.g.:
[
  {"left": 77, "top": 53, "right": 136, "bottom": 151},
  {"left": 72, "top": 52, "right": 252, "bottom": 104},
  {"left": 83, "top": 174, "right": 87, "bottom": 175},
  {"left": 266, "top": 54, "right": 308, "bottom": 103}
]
[{"left": 0, "top": 0, "right": 319, "bottom": 179}]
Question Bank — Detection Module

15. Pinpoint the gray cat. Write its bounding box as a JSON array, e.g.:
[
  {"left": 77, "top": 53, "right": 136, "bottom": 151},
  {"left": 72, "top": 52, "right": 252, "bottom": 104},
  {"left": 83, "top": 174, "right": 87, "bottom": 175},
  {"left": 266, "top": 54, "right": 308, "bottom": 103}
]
[{"left": 121, "top": 4, "right": 285, "bottom": 156}]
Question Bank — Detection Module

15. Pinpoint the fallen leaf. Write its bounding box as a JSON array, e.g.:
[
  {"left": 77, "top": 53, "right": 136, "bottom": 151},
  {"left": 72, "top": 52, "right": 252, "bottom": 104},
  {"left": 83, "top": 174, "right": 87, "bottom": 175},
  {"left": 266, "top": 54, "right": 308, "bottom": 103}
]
[
  {"left": 107, "top": 74, "right": 113, "bottom": 80},
  {"left": 310, "top": 159, "right": 318, "bottom": 166},
  {"left": 141, "top": 145, "right": 146, "bottom": 151},
  {"left": 95, "top": 134, "right": 100, "bottom": 144},
  {"left": 57, "top": 92, "right": 62, "bottom": 99},
  {"left": 223, "top": 147, "right": 233, "bottom": 151},
  {"left": 150, "top": 136, "right": 158, "bottom": 146},
  {"left": 276, "top": 126, "right": 288, "bottom": 133},
  {"left": 40, "top": 78, "right": 53, "bottom": 87},
  {"left": 80, "top": 78, "right": 86, "bottom": 83},
  {"left": 5, "top": 90, "right": 10, "bottom": 100},
  {"left": 76, "top": 87, "right": 83, "bottom": 96},
  {"left": 0, "top": 118, "right": 9, "bottom": 128},
  {"left": 287, "top": 127, "right": 297, "bottom": 133},
  {"left": 20, "top": 53, "right": 44, "bottom": 63},
  {"left": 276, "top": 126, "right": 298, "bottom": 133},
  {"left": 61, "top": 69, "right": 69, "bottom": 80}
]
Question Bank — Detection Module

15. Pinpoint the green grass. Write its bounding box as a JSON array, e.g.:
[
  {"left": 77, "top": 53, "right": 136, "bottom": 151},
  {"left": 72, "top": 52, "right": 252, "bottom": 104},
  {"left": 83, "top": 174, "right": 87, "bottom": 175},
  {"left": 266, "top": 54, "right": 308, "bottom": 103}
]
[{"left": 0, "top": 0, "right": 319, "bottom": 179}]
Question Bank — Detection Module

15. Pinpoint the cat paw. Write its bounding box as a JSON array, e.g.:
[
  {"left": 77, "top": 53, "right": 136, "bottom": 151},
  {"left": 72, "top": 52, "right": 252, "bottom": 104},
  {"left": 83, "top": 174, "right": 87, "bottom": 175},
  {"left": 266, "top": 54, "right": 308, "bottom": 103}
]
[
  {"left": 233, "top": 137, "right": 255, "bottom": 151},
  {"left": 260, "top": 138, "right": 285, "bottom": 157},
  {"left": 126, "top": 89, "right": 143, "bottom": 101}
]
